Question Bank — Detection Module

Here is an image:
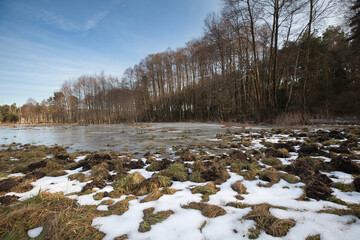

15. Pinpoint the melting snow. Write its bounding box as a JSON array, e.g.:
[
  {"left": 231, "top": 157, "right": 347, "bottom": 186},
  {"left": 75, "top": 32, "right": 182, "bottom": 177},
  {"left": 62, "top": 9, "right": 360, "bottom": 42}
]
[{"left": 27, "top": 227, "right": 43, "bottom": 238}]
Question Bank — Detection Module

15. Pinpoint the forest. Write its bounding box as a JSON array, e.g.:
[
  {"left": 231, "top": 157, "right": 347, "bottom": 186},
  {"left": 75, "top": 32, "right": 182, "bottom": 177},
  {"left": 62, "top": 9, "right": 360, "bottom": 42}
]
[{"left": 1, "top": 0, "right": 360, "bottom": 124}]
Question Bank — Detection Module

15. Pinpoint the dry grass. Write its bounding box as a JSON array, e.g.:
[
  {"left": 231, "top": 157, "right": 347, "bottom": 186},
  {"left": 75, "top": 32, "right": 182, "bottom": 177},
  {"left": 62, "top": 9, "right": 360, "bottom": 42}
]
[
  {"left": 306, "top": 234, "right": 321, "bottom": 240},
  {"left": 190, "top": 182, "right": 220, "bottom": 202},
  {"left": 0, "top": 191, "right": 106, "bottom": 239},
  {"left": 141, "top": 189, "right": 164, "bottom": 203},
  {"left": 258, "top": 168, "right": 281, "bottom": 187},
  {"left": 68, "top": 173, "right": 91, "bottom": 182},
  {"left": 261, "top": 157, "right": 282, "bottom": 168},
  {"left": 318, "top": 204, "right": 360, "bottom": 219},
  {"left": 182, "top": 202, "right": 226, "bottom": 218},
  {"left": 108, "top": 196, "right": 137, "bottom": 215},
  {"left": 274, "top": 112, "right": 310, "bottom": 126},
  {"left": 242, "top": 204, "right": 295, "bottom": 239},
  {"left": 138, "top": 207, "right": 174, "bottom": 232},
  {"left": 231, "top": 180, "right": 247, "bottom": 194}
]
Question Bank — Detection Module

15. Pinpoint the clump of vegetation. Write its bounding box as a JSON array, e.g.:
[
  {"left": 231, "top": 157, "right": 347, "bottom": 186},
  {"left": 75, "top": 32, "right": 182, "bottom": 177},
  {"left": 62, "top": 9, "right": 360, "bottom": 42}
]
[
  {"left": 189, "top": 161, "right": 230, "bottom": 184},
  {"left": 176, "top": 148, "right": 199, "bottom": 162},
  {"left": 0, "top": 192, "right": 105, "bottom": 239},
  {"left": 242, "top": 204, "right": 295, "bottom": 239},
  {"left": 93, "top": 191, "right": 110, "bottom": 201},
  {"left": 306, "top": 234, "right": 321, "bottom": 240},
  {"left": 108, "top": 196, "right": 137, "bottom": 215},
  {"left": 298, "top": 142, "right": 321, "bottom": 156},
  {"left": 258, "top": 168, "right": 281, "bottom": 187},
  {"left": 226, "top": 202, "right": 252, "bottom": 209},
  {"left": 238, "top": 169, "right": 260, "bottom": 181},
  {"left": 319, "top": 203, "right": 360, "bottom": 219},
  {"left": 182, "top": 202, "right": 226, "bottom": 218},
  {"left": 113, "top": 172, "right": 146, "bottom": 195},
  {"left": 135, "top": 175, "right": 172, "bottom": 196},
  {"left": 146, "top": 158, "right": 171, "bottom": 172},
  {"left": 68, "top": 173, "right": 90, "bottom": 182},
  {"left": 190, "top": 182, "right": 220, "bottom": 202},
  {"left": 265, "top": 148, "right": 291, "bottom": 158},
  {"left": 141, "top": 189, "right": 164, "bottom": 203},
  {"left": 159, "top": 163, "right": 188, "bottom": 182},
  {"left": 331, "top": 182, "right": 355, "bottom": 192},
  {"left": 280, "top": 173, "right": 299, "bottom": 184},
  {"left": 138, "top": 207, "right": 174, "bottom": 232},
  {"left": 91, "top": 162, "right": 112, "bottom": 181},
  {"left": 261, "top": 157, "right": 282, "bottom": 168},
  {"left": 231, "top": 180, "right": 247, "bottom": 194}
]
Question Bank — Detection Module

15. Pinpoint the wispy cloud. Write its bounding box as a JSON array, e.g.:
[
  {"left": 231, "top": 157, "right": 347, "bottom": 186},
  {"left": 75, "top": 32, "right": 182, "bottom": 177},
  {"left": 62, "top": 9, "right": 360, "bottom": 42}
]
[
  {"left": 18, "top": 4, "right": 109, "bottom": 32},
  {"left": 85, "top": 11, "right": 109, "bottom": 30},
  {"left": 36, "top": 9, "right": 80, "bottom": 31}
]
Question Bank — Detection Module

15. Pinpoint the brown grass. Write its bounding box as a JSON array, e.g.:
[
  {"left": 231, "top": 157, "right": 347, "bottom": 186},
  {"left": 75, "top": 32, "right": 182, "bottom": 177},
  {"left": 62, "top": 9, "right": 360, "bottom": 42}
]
[
  {"left": 138, "top": 207, "right": 174, "bottom": 232},
  {"left": 274, "top": 112, "right": 310, "bottom": 126},
  {"left": 0, "top": 191, "right": 106, "bottom": 239},
  {"left": 182, "top": 202, "right": 226, "bottom": 218},
  {"left": 243, "top": 204, "right": 295, "bottom": 238},
  {"left": 318, "top": 204, "right": 360, "bottom": 219},
  {"left": 108, "top": 196, "right": 137, "bottom": 215},
  {"left": 190, "top": 182, "right": 220, "bottom": 202},
  {"left": 231, "top": 180, "right": 247, "bottom": 194}
]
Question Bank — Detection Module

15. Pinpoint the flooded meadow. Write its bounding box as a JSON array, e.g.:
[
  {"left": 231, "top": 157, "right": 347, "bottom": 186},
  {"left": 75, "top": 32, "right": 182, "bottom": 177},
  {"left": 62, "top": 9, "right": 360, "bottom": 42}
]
[{"left": 1, "top": 123, "right": 360, "bottom": 239}]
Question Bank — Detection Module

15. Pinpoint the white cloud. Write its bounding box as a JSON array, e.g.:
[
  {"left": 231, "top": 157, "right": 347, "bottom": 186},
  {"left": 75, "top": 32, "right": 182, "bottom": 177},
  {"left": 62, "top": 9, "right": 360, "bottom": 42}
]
[
  {"left": 85, "top": 10, "right": 109, "bottom": 30},
  {"left": 36, "top": 9, "right": 81, "bottom": 31},
  {"left": 21, "top": 5, "right": 109, "bottom": 32}
]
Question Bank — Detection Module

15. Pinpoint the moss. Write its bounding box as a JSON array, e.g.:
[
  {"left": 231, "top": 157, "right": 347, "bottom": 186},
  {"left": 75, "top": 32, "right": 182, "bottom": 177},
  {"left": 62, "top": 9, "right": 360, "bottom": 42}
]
[{"left": 138, "top": 208, "right": 174, "bottom": 232}]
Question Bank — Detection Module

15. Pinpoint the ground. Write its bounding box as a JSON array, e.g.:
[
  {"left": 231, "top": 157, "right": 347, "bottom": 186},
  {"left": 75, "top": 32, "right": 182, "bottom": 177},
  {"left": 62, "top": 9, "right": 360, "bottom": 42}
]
[{"left": 0, "top": 125, "right": 360, "bottom": 239}]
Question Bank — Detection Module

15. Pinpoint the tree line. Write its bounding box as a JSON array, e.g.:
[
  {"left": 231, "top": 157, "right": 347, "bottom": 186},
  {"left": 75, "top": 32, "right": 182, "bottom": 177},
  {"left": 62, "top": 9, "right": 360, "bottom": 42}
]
[{"left": 2, "top": 0, "right": 360, "bottom": 124}]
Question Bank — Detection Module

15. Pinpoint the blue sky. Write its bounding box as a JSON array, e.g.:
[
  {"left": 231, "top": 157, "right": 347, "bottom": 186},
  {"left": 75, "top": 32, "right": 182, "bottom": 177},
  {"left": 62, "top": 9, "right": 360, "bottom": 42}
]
[{"left": 0, "top": 0, "right": 221, "bottom": 106}]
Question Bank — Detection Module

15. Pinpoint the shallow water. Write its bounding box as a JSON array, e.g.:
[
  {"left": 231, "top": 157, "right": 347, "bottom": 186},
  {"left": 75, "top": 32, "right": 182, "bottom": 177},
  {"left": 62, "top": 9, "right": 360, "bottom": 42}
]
[{"left": 0, "top": 123, "right": 234, "bottom": 153}]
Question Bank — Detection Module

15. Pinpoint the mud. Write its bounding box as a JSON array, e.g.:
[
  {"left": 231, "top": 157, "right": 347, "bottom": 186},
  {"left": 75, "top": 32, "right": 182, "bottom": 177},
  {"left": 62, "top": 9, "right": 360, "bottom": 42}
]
[{"left": 0, "top": 195, "right": 19, "bottom": 205}]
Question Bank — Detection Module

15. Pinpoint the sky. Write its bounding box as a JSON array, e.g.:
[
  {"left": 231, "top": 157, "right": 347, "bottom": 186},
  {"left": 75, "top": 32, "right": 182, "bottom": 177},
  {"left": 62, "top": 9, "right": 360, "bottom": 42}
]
[{"left": 0, "top": 0, "right": 221, "bottom": 106}]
